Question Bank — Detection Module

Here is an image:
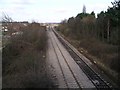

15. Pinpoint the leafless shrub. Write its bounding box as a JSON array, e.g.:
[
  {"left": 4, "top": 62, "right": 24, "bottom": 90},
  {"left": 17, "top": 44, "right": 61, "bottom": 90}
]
[{"left": 2, "top": 23, "right": 54, "bottom": 88}]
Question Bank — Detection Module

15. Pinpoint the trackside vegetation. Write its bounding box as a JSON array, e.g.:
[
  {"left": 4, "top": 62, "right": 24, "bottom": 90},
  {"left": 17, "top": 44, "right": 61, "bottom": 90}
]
[
  {"left": 56, "top": 0, "right": 120, "bottom": 86},
  {"left": 2, "top": 22, "right": 54, "bottom": 88}
]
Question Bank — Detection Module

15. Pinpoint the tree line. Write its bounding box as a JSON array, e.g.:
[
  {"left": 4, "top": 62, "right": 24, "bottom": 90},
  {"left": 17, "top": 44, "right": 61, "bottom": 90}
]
[{"left": 58, "top": 0, "right": 120, "bottom": 45}]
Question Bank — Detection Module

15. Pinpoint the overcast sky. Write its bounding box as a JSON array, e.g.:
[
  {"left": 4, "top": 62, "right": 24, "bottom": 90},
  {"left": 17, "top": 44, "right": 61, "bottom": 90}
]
[{"left": 0, "top": 0, "right": 113, "bottom": 23}]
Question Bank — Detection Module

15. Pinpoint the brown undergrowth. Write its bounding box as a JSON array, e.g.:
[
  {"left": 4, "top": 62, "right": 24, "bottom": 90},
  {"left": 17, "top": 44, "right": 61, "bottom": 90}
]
[{"left": 2, "top": 23, "right": 54, "bottom": 88}]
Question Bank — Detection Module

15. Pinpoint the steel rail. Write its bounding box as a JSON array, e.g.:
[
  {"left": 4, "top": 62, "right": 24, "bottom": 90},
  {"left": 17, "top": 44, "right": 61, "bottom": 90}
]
[{"left": 53, "top": 29, "right": 114, "bottom": 90}]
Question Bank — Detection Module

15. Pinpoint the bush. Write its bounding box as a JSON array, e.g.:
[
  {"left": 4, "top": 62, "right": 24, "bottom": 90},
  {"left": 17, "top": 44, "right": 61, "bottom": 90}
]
[{"left": 2, "top": 23, "right": 54, "bottom": 88}]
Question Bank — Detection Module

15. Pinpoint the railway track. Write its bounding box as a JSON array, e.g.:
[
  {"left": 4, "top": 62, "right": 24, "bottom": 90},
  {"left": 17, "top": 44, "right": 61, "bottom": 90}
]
[
  {"left": 52, "top": 29, "right": 115, "bottom": 89},
  {"left": 49, "top": 30, "right": 81, "bottom": 89},
  {"left": 48, "top": 29, "right": 95, "bottom": 88}
]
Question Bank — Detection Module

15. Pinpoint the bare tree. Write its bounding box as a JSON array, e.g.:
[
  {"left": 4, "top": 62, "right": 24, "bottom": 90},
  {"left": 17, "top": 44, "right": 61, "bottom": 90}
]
[
  {"left": 2, "top": 12, "right": 13, "bottom": 22},
  {"left": 2, "top": 12, "right": 13, "bottom": 35}
]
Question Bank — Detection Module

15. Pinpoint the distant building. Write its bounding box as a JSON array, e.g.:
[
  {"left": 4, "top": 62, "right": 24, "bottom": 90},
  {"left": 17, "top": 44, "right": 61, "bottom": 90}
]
[{"left": 2, "top": 21, "right": 29, "bottom": 35}]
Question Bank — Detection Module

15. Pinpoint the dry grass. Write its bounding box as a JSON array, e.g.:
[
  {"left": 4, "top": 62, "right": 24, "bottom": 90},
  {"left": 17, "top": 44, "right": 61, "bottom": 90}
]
[
  {"left": 78, "top": 38, "right": 119, "bottom": 69},
  {"left": 57, "top": 30, "right": 119, "bottom": 86},
  {"left": 2, "top": 23, "right": 54, "bottom": 88}
]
